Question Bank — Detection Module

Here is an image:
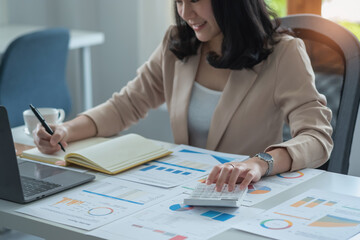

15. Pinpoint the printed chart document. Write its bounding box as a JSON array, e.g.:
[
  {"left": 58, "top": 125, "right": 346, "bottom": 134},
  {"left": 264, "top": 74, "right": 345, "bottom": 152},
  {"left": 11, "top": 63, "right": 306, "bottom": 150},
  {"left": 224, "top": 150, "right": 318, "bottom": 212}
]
[
  {"left": 243, "top": 168, "right": 324, "bottom": 206},
  {"left": 350, "top": 233, "right": 360, "bottom": 240},
  {"left": 89, "top": 194, "right": 264, "bottom": 240},
  {"left": 181, "top": 168, "right": 324, "bottom": 206},
  {"left": 234, "top": 189, "right": 360, "bottom": 240},
  {"left": 16, "top": 178, "right": 182, "bottom": 230},
  {"left": 116, "top": 145, "right": 248, "bottom": 188}
]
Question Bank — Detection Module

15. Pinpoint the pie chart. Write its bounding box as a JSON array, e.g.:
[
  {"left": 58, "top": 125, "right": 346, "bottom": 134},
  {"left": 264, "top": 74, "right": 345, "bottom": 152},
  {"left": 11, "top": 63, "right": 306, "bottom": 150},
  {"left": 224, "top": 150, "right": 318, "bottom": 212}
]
[
  {"left": 276, "top": 171, "right": 304, "bottom": 179},
  {"left": 169, "top": 204, "right": 194, "bottom": 211},
  {"left": 261, "top": 219, "right": 293, "bottom": 230},
  {"left": 248, "top": 185, "right": 271, "bottom": 194},
  {"left": 88, "top": 207, "right": 114, "bottom": 216}
]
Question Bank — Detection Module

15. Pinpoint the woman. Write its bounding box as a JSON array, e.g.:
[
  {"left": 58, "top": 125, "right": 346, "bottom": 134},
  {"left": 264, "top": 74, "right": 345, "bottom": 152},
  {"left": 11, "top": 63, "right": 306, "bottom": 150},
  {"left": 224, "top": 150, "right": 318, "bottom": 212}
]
[{"left": 34, "top": 0, "right": 333, "bottom": 192}]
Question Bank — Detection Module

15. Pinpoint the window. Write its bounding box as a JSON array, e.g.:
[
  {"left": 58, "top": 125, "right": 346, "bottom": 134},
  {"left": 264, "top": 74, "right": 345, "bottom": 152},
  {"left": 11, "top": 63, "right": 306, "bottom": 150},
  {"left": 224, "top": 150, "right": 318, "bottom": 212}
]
[
  {"left": 266, "top": 0, "right": 360, "bottom": 40},
  {"left": 322, "top": 0, "right": 360, "bottom": 40}
]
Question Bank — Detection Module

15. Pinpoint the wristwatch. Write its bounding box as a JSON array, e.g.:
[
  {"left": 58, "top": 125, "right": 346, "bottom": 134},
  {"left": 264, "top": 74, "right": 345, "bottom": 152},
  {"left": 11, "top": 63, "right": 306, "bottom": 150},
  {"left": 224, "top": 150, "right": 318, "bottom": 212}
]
[{"left": 254, "top": 152, "right": 274, "bottom": 177}]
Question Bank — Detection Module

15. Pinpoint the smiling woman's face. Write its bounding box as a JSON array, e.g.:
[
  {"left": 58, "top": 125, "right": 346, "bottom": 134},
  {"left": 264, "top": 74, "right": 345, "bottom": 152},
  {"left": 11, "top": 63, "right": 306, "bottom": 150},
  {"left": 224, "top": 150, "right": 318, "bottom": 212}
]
[{"left": 176, "top": 0, "right": 223, "bottom": 45}]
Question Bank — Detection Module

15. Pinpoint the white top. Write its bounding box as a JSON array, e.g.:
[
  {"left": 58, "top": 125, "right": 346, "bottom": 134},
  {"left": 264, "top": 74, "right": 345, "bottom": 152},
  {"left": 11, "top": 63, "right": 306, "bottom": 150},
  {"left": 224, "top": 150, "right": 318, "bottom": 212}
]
[{"left": 188, "top": 81, "right": 222, "bottom": 148}]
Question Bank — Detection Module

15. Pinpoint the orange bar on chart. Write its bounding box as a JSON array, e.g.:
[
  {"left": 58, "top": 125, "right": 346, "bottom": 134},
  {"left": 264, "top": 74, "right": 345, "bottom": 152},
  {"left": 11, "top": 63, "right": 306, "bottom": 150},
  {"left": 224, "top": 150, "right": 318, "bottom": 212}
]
[
  {"left": 67, "top": 199, "right": 84, "bottom": 206},
  {"left": 291, "top": 197, "right": 315, "bottom": 207},
  {"left": 305, "top": 199, "right": 326, "bottom": 208},
  {"left": 324, "top": 201, "right": 337, "bottom": 206},
  {"left": 54, "top": 197, "right": 84, "bottom": 206},
  {"left": 54, "top": 197, "right": 72, "bottom": 205}
]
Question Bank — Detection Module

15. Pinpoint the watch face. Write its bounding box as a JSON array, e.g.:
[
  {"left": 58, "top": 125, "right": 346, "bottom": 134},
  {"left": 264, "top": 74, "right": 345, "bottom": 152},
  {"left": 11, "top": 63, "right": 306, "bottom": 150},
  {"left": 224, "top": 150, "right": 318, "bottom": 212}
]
[{"left": 258, "top": 153, "right": 272, "bottom": 161}]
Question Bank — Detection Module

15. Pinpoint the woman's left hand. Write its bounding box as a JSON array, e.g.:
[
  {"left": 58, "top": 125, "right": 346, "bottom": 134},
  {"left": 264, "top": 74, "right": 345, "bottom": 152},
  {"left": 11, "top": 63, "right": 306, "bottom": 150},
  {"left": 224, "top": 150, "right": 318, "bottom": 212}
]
[{"left": 206, "top": 157, "right": 268, "bottom": 192}]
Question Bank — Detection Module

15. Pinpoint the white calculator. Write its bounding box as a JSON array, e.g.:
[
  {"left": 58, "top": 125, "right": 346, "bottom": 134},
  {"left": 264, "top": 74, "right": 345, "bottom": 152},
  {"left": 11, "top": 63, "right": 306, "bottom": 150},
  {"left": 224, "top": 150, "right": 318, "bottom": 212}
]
[{"left": 183, "top": 183, "right": 247, "bottom": 207}]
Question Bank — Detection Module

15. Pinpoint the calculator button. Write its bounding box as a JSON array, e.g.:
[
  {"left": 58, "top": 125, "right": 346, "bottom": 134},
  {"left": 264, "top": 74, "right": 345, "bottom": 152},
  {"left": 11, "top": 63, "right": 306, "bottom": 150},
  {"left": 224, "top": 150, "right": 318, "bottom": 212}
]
[{"left": 184, "top": 183, "right": 247, "bottom": 207}]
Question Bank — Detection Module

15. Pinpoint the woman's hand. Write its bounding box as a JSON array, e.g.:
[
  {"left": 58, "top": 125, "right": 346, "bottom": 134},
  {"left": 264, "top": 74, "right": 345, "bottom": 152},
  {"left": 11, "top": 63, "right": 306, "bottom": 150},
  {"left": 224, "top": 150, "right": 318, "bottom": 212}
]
[
  {"left": 206, "top": 148, "right": 292, "bottom": 192},
  {"left": 33, "top": 123, "right": 69, "bottom": 154},
  {"left": 206, "top": 157, "right": 269, "bottom": 192},
  {"left": 33, "top": 115, "right": 98, "bottom": 155}
]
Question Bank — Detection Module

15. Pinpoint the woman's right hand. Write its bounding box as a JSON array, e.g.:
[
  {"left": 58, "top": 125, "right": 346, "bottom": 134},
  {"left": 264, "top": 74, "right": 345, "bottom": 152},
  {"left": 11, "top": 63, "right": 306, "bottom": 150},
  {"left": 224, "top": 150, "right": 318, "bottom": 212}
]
[{"left": 33, "top": 123, "right": 69, "bottom": 154}]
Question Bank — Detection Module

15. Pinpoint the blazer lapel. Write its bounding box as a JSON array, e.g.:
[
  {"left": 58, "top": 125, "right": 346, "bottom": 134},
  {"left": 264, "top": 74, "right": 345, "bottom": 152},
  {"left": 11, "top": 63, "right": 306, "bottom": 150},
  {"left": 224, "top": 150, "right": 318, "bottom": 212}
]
[
  {"left": 207, "top": 63, "right": 263, "bottom": 150},
  {"left": 170, "top": 52, "right": 201, "bottom": 144}
]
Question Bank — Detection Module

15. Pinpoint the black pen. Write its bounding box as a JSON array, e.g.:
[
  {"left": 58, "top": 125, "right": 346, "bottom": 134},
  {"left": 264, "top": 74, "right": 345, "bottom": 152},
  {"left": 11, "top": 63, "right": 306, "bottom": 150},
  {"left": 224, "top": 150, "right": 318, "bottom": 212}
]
[{"left": 29, "top": 104, "right": 66, "bottom": 152}]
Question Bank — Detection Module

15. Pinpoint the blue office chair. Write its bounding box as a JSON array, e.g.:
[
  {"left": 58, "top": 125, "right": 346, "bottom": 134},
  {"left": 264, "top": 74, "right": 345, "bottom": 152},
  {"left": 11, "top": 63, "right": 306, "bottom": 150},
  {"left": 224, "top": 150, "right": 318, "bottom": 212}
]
[
  {"left": 280, "top": 14, "right": 360, "bottom": 174},
  {"left": 0, "top": 28, "right": 72, "bottom": 127}
]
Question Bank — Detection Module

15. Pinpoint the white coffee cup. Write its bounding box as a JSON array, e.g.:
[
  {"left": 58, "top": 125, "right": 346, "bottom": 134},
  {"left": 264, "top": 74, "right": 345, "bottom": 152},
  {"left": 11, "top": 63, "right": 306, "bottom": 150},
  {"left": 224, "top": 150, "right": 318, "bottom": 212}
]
[{"left": 23, "top": 108, "right": 65, "bottom": 136}]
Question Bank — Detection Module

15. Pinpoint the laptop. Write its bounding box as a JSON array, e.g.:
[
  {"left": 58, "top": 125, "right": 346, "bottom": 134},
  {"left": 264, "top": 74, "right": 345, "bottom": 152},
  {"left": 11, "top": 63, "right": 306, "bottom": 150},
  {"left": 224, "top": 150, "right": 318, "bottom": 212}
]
[{"left": 0, "top": 106, "right": 95, "bottom": 203}]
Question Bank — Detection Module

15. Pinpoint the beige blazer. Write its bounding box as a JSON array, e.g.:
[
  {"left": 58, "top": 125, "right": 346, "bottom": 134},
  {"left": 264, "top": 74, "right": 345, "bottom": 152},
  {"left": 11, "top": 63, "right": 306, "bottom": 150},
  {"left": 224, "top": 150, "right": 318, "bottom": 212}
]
[{"left": 84, "top": 26, "right": 333, "bottom": 171}]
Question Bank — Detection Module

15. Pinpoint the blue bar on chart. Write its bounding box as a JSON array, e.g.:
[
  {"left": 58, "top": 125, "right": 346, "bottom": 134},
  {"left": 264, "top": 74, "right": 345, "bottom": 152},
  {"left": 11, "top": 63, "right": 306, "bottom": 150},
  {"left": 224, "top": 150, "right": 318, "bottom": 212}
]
[
  {"left": 82, "top": 190, "right": 144, "bottom": 205},
  {"left": 213, "top": 213, "right": 235, "bottom": 222},
  {"left": 156, "top": 167, "right": 166, "bottom": 170},
  {"left": 178, "top": 149, "right": 234, "bottom": 164},
  {"left": 140, "top": 165, "right": 158, "bottom": 171},
  {"left": 201, "top": 210, "right": 236, "bottom": 222},
  {"left": 152, "top": 160, "right": 207, "bottom": 172},
  {"left": 201, "top": 210, "right": 222, "bottom": 218},
  {"left": 139, "top": 164, "right": 192, "bottom": 176}
]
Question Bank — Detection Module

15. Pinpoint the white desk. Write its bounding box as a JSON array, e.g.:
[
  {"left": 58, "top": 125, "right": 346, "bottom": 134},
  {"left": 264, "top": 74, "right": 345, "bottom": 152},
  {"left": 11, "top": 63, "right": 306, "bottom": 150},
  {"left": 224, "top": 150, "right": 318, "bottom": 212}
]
[
  {"left": 0, "top": 24, "right": 105, "bottom": 110},
  {"left": 5, "top": 127, "right": 360, "bottom": 240}
]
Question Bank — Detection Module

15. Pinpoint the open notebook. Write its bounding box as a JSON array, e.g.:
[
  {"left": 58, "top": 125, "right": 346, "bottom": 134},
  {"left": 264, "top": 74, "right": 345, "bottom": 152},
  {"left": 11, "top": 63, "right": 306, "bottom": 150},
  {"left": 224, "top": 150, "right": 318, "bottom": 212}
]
[{"left": 21, "top": 134, "right": 171, "bottom": 175}]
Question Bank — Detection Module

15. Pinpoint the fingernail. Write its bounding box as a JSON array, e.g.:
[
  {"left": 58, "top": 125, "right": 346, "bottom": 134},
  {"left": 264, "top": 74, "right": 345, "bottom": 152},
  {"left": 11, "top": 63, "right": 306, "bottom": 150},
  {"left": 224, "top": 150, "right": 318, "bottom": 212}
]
[{"left": 55, "top": 161, "right": 66, "bottom": 166}]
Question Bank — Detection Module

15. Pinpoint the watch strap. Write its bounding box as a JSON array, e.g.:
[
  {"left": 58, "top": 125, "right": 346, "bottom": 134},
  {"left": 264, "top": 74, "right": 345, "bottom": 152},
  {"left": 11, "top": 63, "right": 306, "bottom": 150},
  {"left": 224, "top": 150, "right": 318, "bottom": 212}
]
[{"left": 254, "top": 153, "right": 274, "bottom": 177}]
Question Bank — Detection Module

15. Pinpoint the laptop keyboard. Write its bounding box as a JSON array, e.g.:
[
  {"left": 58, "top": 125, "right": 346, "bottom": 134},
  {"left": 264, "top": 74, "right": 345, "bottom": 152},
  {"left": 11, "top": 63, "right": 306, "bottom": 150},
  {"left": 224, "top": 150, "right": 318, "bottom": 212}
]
[{"left": 21, "top": 176, "right": 61, "bottom": 198}]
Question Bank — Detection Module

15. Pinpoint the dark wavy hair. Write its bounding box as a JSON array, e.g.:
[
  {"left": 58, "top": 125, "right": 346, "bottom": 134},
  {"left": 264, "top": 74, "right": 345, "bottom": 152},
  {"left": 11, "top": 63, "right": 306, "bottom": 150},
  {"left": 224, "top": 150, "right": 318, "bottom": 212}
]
[{"left": 169, "top": 0, "right": 281, "bottom": 70}]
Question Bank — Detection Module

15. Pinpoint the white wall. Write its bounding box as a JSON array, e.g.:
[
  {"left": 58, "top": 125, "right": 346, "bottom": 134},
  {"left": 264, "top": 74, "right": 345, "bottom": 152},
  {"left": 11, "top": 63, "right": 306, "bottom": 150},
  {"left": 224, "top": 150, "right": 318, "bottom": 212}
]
[
  {"left": 125, "top": 0, "right": 174, "bottom": 142},
  {"left": 0, "top": 0, "right": 7, "bottom": 25},
  {"left": 5, "top": 0, "right": 174, "bottom": 142},
  {"left": 138, "top": 1, "right": 172, "bottom": 65}
]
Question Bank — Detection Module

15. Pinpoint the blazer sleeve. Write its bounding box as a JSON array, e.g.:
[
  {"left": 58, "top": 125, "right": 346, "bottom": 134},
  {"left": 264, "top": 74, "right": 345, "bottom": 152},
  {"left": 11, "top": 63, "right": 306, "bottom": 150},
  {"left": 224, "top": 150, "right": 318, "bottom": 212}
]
[
  {"left": 82, "top": 28, "right": 172, "bottom": 137},
  {"left": 265, "top": 38, "right": 333, "bottom": 171}
]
